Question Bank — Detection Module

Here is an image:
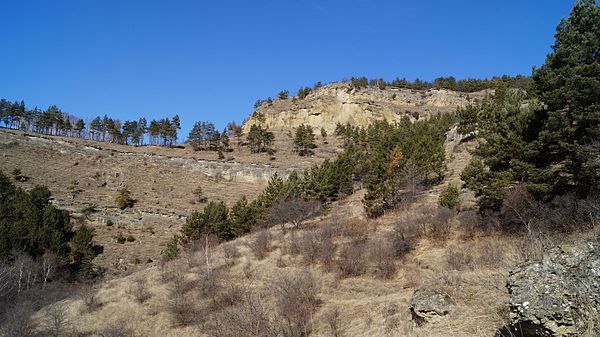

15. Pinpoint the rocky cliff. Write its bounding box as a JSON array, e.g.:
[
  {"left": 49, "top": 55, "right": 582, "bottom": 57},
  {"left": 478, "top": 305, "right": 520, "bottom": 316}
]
[{"left": 243, "top": 82, "right": 488, "bottom": 132}]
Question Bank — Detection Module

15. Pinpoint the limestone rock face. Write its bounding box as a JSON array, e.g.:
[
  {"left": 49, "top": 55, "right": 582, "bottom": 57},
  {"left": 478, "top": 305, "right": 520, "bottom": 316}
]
[
  {"left": 243, "top": 82, "right": 486, "bottom": 133},
  {"left": 506, "top": 242, "right": 600, "bottom": 337},
  {"left": 409, "top": 286, "right": 454, "bottom": 325}
]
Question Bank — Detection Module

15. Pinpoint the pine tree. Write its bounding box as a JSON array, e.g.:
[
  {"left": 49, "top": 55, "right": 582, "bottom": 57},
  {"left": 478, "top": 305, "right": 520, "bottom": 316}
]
[
  {"left": 462, "top": 1, "right": 600, "bottom": 212},
  {"left": 320, "top": 127, "right": 328, "bottom": 141},
  {"left": 247, "top": 124, "right": 274, "bottom": 153},
  {"left": 162, "top": 235, "right": 181, "bottom": 261},
  {"left": 182, "top": 201, "right": 231, "bottom": 241},
  {"left": 531, "top": 0, "right": 600, "bottom": 194},
  {"left": 294, "top": 124, "right": 315, "bottom": 155},
  {"left": 229, "top": 196, "right": 256, "bottom": 236},
  {"left": 75, "top": 119, "right": 85, "bottom": 137},
  {"left": 70, "top": 225, "right": 96, "bottom": 278},
  {"left": 278, "top": 90, "right": 289, "bottom": 100}
]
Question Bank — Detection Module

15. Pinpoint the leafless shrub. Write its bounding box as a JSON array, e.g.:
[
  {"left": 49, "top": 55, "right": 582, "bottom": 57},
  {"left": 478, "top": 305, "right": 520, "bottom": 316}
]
[
  {"left": 249, "top": 230, "right": 272, "bottom": 260},
  {"left": 242, "top": 262, "right": 253, "bottom": 279},
  {"left": 274, "top": 270, "right": 320, "bottom": 337},
  {"left": 515, "top": 234, "right": 548, "bottom": 262},
  {"left": 546, "top": 193, "right": 600, "bottom": 231},
  {"left": 98, "top": 320, "right": 132, "bottom": 337},
  {"left": 580, "top": 193, "right": 600, "bottom": 226},
  {"left": 500, "top": 186, "right": 555, "bottom": 260},
  {"left": 197, "top": 266, "right": 222, "bottom": 299},
  {"left": 500, "top": 185, "right": 544, "bottom": 233},
  {"left": 477, "top": 240, "right": 506, "bottom": 268},
  {"left": 126, "top": 276, "right": 151, "bottom": 304},
  {"left": 368, "top": 238, "right": 397, "bottom": 279},
  {"left": 339, "top": 218, "right": 370, "bottom": 241},
  {"left": 409, "top": 206, "right": 436, "bottom": 235},
  {"left": 0, "top": 301, "right": 37, "bottom": 337},
  {"left": 80, "top": 286, "right": 102, "bottom": 313},
  {"left": 213, "top": 283, "right": 244, "bottom": 309},
  {"left": 391, "top": 216, "right": 422, "bottom": 259},
  {"left": 327, "top": 218, "right": 346, "bottom": 237},
  {"left": 156, "top": 259, "right": 174, "bottom": 283},
  {"left": 390, "top": 232, "right": 415, "bottom": 261},
  {"left": 285, "top": 232, "right": 301, "bottom": 256},
  {"left": 318, "top": 228, "right": 337, "bottom": 270},
  {"left": 430, "top": 207, "right": 455, "bottom": 241},
  {"left": 445, "top": 245, "right": 474, "bottom": 271},
  {"left": 456, "top": 210, "right": 480, "bottom": 238},
  {"left": 41, "top": 303, "right": 72, "bottom": 337},
  {"left": 322, "top": 307, "right": 342, "bottom": 337},
  {"left": 336, "top": 240, "right": 367, "bottom": 278},
  {"left": 222, "top": 243, "right": 240, "bottom": 266},
  {"left": 166, "top": 271, "right": 195, "bottom": 326},
  {"left": 297, "top": 230, "right": 321, "bottom": 265},
  {"left": 206, "top": 289, "right": 279, "bottom": 337}
]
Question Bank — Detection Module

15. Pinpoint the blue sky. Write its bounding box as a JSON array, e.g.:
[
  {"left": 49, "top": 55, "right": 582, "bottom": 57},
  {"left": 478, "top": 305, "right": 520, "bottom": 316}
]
[{"left": 0, "top": 0, "right": 576, "bottom": 138}]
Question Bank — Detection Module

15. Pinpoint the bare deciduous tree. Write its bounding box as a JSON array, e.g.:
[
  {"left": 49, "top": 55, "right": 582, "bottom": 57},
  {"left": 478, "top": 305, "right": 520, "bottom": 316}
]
[
  {"left": 81, "top": 284, "right": 102, "bottom": 313},
  {"left": 274, "top": 270, "right": 320, "bottom": 337},
  {"left": 267, "top": 198, "right": 321, "bottom": 233},
  {"left": 41, "top": 303, "right": 72, "bottom": 337},
  {"left": 41, "top": 251, "right": 58, "bottom": 289},
  {"left": 249, "top": 230, "right": 272, "bottom": 260},
  {"left": 207, "top": 289, "right": 279, "bottom": 337},
  {"left": 336, "top": 240, "right": 367, "bottom": 278}
]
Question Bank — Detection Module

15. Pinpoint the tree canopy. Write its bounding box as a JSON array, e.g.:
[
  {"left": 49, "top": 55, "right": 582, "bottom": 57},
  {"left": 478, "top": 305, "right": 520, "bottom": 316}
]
[
  {"left": 461, "top": 0, "right": 600, "bottom": 212},
  {"left": 0, "top": 171, "right": 97, "bottom": 278}
]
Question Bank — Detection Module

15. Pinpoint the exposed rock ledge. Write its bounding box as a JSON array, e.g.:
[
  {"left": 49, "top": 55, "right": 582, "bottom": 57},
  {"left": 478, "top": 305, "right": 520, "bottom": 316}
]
[
  {"left": 505, "top": 242, "right": 600, "bottom": 337},
  {"left": 8, "top": 131, "right": 292, "bottom": 183}
]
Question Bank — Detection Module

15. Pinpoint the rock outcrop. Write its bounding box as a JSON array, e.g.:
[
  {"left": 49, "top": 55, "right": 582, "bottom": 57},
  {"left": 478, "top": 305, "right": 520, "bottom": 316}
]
[
  {"left": 243, "top": 82, "right": 488, "bottom": 133},
  {"left": 409, "top": 286, "right": 454, "bottom": 325},
  {"left": 505, "top": 242, "right": 600, "bottom": 337}
]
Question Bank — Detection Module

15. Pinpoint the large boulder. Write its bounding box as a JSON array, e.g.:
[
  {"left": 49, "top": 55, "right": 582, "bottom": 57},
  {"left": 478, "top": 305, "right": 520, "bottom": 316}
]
[
  {"left": 505, "top": 242, "right": 600, "bottom": 337},
  {"left": 409, "top": 286, "right": 453, "bottom": 325}
]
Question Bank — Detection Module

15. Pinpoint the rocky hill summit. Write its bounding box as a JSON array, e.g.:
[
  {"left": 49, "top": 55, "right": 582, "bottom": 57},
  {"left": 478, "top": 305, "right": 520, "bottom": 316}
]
[{"left": 243, "top": 82, "right": 488, "bottom": 132}]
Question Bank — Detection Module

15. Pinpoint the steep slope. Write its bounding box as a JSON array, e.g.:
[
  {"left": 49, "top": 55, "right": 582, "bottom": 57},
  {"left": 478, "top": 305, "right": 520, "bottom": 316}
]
[
  {"left": 243, "top": 82, "right": 488, "bottom": 132},
  {"left": 25, "top": 134, "right": 517, "bottom": 337}
]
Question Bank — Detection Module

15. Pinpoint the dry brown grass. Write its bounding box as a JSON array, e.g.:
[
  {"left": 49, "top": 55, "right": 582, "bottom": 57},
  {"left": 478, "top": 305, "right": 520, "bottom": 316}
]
[
  {"left": 27, "top": 203, "right": 593, "bottom": 337},
  {"left": 17, "top": 126, "right": 597, "bottom": 337}
]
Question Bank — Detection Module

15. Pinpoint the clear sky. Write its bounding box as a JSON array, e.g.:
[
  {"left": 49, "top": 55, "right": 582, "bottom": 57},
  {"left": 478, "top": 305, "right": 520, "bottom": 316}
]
[{"left": 0, "top": 0, "right": 576, "bottom": 138}]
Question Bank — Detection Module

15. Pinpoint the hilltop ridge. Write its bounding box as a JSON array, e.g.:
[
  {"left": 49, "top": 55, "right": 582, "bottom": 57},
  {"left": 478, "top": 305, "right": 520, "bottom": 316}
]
[{"left": 243, "top": 82, "right": 489, "bottom": 132}]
